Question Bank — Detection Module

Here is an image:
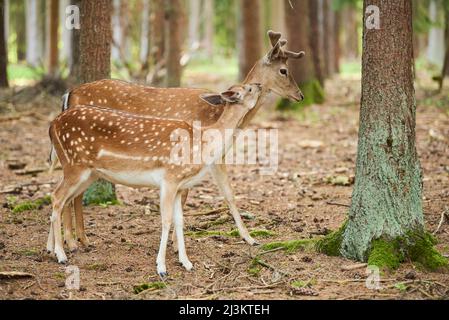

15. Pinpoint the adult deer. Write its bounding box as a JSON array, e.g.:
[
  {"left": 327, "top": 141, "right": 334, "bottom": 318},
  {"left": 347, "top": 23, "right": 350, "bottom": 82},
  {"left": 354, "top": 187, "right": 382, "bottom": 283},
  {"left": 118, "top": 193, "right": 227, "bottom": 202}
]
[
  {"left": 54, "top": 30, "right": 304, "bottom": 252},
  {"left": 48, "top": 84, "right": 262, "bottom": 276}
]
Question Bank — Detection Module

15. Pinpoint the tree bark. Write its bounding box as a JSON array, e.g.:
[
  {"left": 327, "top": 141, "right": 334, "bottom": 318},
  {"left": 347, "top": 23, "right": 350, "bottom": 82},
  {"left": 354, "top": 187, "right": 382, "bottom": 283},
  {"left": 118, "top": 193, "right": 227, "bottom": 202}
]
[
  {"left": 343, "top": 6, "right": 359, "bottom": 60},
  {"left": 149, "top": 0, "right": 165, "bottom": 85},
  {"left": 282, "top": 0, "right": 324, "bottom": 107},
  {"left": 69, "top": 0, "right": 81, "bottom": 82},
  {"left": 238, "top": 0, "right": 262, "bottom": 81},
  {"left": 309, "top": 0, "right": 324, "bottom": 86},
  {"left": 26, "top": 0, "right": 43, "bottom": 67},
  {"left": 333, "top": 9, "right": 341, "bottom": 73},
  {"left": 342, "top": 0, "right": 423, "bottom": 261},
  {"left": 12, "top": 0, "right": 26, "bottom": 61},
  {"left": 78, "top": 0, "right": 112, "bottom": 83},
  {"left": 77, "top": 0, "right": 115, "bottom": 204},
  {"left": 0, "top": 0, "right": 8, "bottom": 87},
  {"left": 203, "top": 0, "right": 214, "bottom": 59},
  {"left": 188, "top": 0, "right": 200, "bottom": 50},
  {"left": 322, "top": 0, "right": 335, "bottom": 77},
  {"left": 165, "top": 0, "right": 183, "bottom": 87},
  {"left": 47, "top": 0, "right": 59, "bottom": 77}
]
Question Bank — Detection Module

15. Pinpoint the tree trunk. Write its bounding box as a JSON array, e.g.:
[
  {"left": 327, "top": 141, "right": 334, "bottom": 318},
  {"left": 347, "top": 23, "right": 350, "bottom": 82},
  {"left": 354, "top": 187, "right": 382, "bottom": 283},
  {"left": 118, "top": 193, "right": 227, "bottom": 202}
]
[
  {"left": 309, "top": 0, "right": 324, "bottom": 86},
  {"left": 281, "top": 0, "right": 324, "bottom": 108},
  {"left": 149, "top": 0, "right": 165, "bottom": 85},
  {"left": 139, "top": 0, "right": 150, "bottom": 65},
  {"left": 341, "top": 0, "right": 425, "bottom": 263},
  {"left": 69, "top": 0, "right": 81, "bottom": 82},
  {"left": 438, "top": 2, "right": 449, "bottom": 91},
  {"left": 78, "top": 0, "right": 116, "bottom": 205},
  {"left": 238, "top": 0, "right": 262, "bottom": 81},
  {"left": 12, "top": 0, "right": 26, "bottom": 61},
  {"left": 47, "top": 0, "right": 59, "bottom": 77},
  {"left": 78, "top": 0, "right": 112, "bottom": 83},
  {"left": 323, "top": 0, "right": 335, "bottom": 77},
  {"left": 26, "top": 0, "right": 43, "bottom": 67},
  {"left": 165, "top": 0, "right": 183, "bottom": 87},
  {"left": 60, "top": 0, "right": 72, "bottom": 65},
  {"left": 333, "top": 9, "right": 341, "bottom": 73},
  {"left": 203, "top": 0, "right": 214, "bottom": 59},
  {"left": 342, "top": 6, "right": 359, "bottom": 60},
  {"left": 427, "top": 0, "right": 445, "bottom": 66},
  {"left": 188, "top": 0, "right": 200, "bottom": 50},
  {"left": 0, "top": 0, "right": 8, "bottom": 87}
]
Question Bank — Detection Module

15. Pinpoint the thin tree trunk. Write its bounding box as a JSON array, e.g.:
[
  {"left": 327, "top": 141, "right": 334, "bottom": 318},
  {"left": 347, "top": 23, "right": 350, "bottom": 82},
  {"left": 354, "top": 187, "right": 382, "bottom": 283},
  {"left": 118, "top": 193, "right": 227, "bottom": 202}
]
[
  {"left": 26, "top": 0, "right": 43, "bottom": 67},
  {"left": 203, "top": 0, "right": 214, "bottom": 59},
  {"left": 69, "top": 0, "right": 81, "bottom": 82},
  {"left": 47, "top": 0, "right": 59, "bottom": 77},
  {"left": 149, "top": 0, "right": 165, "bottom": 85},
  {"left": 322, "top": 0, "right": 330, "bottom": 78},
  {"left": 342, "top": 0, "right": 423, "bottom": 261},
  {"left": 438, "top": 2, "right": 449, "bottom": 91},
  {"left": 139, "top": 0, "right": 150, "bottom": 65},
  {"left": 60, "top": 0, "right": 72, "bottom": 64},
  {"left": 188, "top": 0, "right": 200, "bottom": 50},
  {"left": 238, "top": 0, "right": 262, "bottom": 81},
  {"left": 333, "top": 9, "right": 341, "bottom": 73},
  {"left": 0, "top": 0, "right": 8, "bottom": 87},
  {"left": 309, "top": 0, "right": 324, "bottom": 86},
  {"left": 165, "top": 0, "right": 183, "bottom": 87},
  {"left": 427, "top": 0, "right": 445, "bottom": 66},
  {"left": 77, "top": 0, "right": 115, "bottom": 205},
  {"left": 343, "top": 6, "right": 359, "bottom": 60},
  {"left": 13, "top": 0, "right": 26, "bottom": 61}
]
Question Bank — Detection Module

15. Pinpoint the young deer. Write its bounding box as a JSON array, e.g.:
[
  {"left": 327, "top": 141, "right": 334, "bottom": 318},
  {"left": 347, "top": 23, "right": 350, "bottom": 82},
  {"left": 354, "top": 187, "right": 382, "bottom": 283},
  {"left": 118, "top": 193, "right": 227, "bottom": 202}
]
[
  {"left": 55, "top": 30, "right": 304, "bottom": 252},
  {"left": 48, "top": 83, "right": 262, "bottom": 276}
]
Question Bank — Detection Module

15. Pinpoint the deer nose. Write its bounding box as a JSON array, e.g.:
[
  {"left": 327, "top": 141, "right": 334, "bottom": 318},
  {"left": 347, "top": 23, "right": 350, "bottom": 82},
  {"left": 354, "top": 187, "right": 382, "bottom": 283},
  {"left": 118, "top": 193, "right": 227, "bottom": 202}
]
[{"left": 299, "top": 92, "right": 304, "bottom": 101}]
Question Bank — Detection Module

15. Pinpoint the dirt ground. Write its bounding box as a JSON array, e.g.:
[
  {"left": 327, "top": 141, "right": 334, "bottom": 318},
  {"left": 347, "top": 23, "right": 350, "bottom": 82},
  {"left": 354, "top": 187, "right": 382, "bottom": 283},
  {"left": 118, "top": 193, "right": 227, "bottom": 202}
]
[{"left": 0, "top": 74, "right": 448, "bottom": 300}]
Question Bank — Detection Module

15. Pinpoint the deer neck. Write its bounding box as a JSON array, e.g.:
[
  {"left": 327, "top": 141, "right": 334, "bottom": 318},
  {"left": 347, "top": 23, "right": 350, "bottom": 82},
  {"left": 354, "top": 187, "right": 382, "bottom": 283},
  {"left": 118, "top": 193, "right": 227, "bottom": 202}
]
[{"left": 204, "top": 104, "right": 248, "bottom": 133}]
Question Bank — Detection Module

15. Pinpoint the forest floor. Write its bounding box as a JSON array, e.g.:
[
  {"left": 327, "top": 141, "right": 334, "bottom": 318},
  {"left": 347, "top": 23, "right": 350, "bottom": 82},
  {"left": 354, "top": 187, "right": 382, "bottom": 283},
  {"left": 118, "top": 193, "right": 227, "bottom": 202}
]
[{"left": 0, "top": 71, "right": 448, "bottom": 300}]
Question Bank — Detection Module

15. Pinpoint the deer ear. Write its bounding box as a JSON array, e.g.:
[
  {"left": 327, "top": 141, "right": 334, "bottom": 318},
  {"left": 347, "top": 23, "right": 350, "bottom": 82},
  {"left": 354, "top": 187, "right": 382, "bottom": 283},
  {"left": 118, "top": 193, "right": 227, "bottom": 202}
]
[
  {"left": 199, "top": 93, "right": 225, "bottom": 106},
  {"left": 220, "top": 90, "right": 241, "bottom": 103}
]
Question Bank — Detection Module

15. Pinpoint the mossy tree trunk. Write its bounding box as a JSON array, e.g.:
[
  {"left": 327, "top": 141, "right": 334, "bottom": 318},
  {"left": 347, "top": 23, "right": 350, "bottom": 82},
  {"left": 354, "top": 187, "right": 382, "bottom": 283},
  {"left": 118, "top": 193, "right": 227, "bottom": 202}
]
[
  {"left": 317, "top": 0, "right": 447, "bottom": 271},
  {"left": 77, "top": 0, "right": 117, "bottom": 205},
  {"left": 280, "top": 0, "right": 324, "bottom": 109},
  {"left": 343, "top": 0, "right": 423, "bottom": 260}
]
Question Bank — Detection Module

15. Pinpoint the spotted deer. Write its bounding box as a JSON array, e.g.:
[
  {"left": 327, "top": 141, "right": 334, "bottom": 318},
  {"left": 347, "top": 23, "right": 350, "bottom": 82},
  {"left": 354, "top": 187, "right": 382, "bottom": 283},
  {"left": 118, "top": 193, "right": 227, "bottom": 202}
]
[
  {"left": 48, "top": 83, "right": 262, "bottom": 276},
  {"left": 53, "top": 30, "right": 305, "bottom": 252}
]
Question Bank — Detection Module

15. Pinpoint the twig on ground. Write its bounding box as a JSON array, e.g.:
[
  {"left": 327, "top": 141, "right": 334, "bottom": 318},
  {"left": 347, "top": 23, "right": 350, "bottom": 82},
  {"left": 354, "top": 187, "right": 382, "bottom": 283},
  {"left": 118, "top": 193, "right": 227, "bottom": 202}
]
[
  {"left": 433, "top": 207, "right": 449, "bottom": 234},
  {"left": 326, "top": 201, "right": 350, "bottom": 208},
  {"left": 341, "top": 263, "right": 368, "bottom": 271},
  {"left": 185, "top": 206, "right": 228, "bottom": 217}
]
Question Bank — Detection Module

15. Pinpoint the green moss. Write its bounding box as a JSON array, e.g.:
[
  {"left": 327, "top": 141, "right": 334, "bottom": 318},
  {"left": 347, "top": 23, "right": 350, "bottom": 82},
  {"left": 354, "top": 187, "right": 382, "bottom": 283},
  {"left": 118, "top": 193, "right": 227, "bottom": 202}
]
[
  {"left": 367, "top": 231, "right": 448, "bottom": 271},
  {"left": 133, "top": 281, "right": 166, "bottom": 294},
  {"left": 315, "top": 221, "right": 347, "bottom": 256},
  {"left": 83, "top": 180, "right": 117, "bottom": 205},
  {"left": 291, "top": 279, "right": 316, "bottom": 288},
  {"left": 261, "top": 239, "right": 316, "bottom": 253},
  {"left": 276, "top": 79, "right": 325, "bottom": 110},
  {"left": 185, "top": 229, "right": 275, "bottom": 238},
  {"left": 367, "top": 239, "right": 402, "bottom": 270},
  {"left": 10, "top": 195, "right": 52, "bottom": 213},
  {"left": 405, "top": 231, "right": 448, "bottom": 271}
]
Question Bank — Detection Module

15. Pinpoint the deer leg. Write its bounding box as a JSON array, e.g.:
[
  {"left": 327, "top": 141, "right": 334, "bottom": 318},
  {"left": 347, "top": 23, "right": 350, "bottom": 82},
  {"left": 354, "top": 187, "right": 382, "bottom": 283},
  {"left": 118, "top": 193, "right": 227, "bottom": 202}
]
[
  {"left": 74, "top": 194, "right": 90, "bottom": 246},
  {"left": 156, "top": 183, "right": 177, "bottom": 277},
  {"left": 173, "top": 191, "right": 192, "bottom": 271},
  {"left": 210, "top": 164, "right": 257, "bottom": 245},
  {"left": 171, "top": 189, "right": 188, "bottom": 253},
  {"left": 50, "top": 169, "right": 94, "bottom": 263},
  {"left": 63, "top": 202, "right": 78, "bottom": 252}
]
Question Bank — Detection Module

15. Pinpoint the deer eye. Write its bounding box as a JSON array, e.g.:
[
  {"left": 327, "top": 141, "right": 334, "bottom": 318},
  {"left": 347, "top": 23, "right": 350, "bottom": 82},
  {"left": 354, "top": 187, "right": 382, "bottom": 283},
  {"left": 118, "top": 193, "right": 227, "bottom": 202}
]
[
  {"left": 249, "top": 88, "right": 252, "bottom": 93},
  {"left": 280, "top": 68, "right": 288, "bottom": 76}
]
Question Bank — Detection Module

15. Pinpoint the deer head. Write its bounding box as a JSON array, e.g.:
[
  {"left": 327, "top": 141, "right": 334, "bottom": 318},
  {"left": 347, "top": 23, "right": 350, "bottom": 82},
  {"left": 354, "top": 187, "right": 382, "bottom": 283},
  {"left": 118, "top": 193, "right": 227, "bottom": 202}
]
[{"left": 244, "top": 30, "right": 305, "bottom": 102}]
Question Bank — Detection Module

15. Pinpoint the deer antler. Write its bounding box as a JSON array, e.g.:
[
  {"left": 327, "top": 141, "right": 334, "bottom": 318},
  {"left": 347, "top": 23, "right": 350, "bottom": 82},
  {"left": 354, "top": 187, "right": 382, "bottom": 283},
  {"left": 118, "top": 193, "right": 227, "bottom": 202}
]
[
  {"left": 267, "top": 30, "right": 282, "bottom": 47},
  {"left": 284, "top": 50, "right": 305, "bottom": 59}
]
